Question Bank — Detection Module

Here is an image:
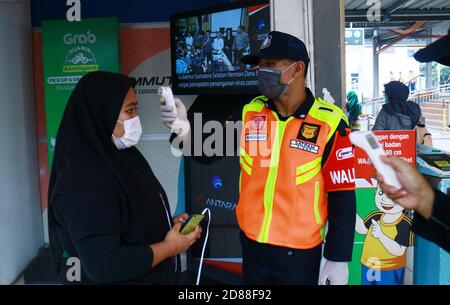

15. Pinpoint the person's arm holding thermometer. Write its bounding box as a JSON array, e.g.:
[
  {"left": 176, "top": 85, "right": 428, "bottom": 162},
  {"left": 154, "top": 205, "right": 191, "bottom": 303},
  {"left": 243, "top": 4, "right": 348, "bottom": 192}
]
[
  {"left": 374, "top": 156, "right": 435, "bottom": 218},
  {"left": 374, "top": 155, "right": 450, "bottom": 252},
  {"left": 350, "top": 132, "right": 436, "bottom": 218}
]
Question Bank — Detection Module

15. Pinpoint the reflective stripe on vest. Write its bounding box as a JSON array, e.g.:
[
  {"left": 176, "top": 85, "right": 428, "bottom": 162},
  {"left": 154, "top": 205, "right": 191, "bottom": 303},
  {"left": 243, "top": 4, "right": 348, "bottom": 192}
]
[
  {"left": 237, "top": 95, "right": 346, "bottom": 249},
  {"left": 296, "top": 157, "right": 322, "bottom": 185},
  {"left": 309, "top": 98, "right": 349, "bottom": 142},
  {"left": 258, "top": 117, "right": 293, "bottom": 243}
]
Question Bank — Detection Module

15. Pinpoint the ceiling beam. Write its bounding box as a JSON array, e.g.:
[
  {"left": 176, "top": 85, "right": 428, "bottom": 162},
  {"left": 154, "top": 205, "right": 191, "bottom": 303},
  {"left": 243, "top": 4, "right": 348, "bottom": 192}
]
[
  {"left": 375, "top": 21, "right": 423, "bottom": 54},
  {"left": 376, "top": 34, "right": 409, "bottom": 54},
  {"left": 383, "top": 0, "right": 416, "bottom": 21},
  {"left": 346, "top": 9, "right": 450, "bottom": 22},
  {"left": 385, "top": 0, "right": 414, "bottom": 15}
]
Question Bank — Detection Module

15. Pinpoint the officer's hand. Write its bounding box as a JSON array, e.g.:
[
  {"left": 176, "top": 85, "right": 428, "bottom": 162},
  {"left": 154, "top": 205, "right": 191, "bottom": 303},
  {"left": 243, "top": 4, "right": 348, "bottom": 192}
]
[
  {"left": 319, "top": 260, "right": 349, "bottom": 285},
  {"left": 160, "top": 97, "right": 190, "bottom": 137},
  {"left": 374, "top": 156, "right": 434, "bottom": 219}
]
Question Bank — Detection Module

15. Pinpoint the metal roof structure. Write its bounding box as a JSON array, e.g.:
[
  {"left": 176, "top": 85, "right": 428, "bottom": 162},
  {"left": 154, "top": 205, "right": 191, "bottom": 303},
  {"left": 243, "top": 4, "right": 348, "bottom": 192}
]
[
  {"left": 345, "top": 0, "right": 450, "bottom": 52},
  {"left": 345, "top": 0, "right": 450, "bottom": 23}
]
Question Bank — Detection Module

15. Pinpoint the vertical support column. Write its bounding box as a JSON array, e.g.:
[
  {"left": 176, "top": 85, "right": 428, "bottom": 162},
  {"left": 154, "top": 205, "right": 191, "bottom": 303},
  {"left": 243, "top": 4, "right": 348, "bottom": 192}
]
[
  {"left": 373, "top": 32, "right": 380, "bottom": 99},
  {"left": 312, "top": 0, "right": 346, "bottom": 106},
  {"left": 271, "top": 0, "right": 346, "bottom": 105},
  {"left": 271, "top": 0, "right": 315, "bottom": 93},
  {"left": 426, "top": 29, "right": 433, "bottom": 89},
  {"left": 0, "top": 0, "right": 44, "bottom": 284}
]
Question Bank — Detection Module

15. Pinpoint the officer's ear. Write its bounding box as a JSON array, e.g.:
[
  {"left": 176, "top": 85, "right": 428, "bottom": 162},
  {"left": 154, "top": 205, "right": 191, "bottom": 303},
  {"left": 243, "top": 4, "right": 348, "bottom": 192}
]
[{"left": 293, "top": 61, "right": 306, "bottom": 79}]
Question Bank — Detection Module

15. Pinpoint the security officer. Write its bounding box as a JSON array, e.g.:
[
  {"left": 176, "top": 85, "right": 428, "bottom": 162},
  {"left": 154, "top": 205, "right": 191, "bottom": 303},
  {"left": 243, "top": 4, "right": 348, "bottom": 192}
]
[{"left": 161, "top": 31, "right": 357, "bottom": 285}]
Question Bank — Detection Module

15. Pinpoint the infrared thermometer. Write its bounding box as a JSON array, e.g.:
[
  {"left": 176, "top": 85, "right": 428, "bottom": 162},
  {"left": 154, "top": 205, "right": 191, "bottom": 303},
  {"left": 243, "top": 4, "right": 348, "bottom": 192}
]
[
  {"left": 158, "top": 86, "right": 178, "bottom": 123},
  {"left": 349, "top": 131, "right": 402, "bottom": 189},
  {"left": 158, "top": 86, "right": 175, "bottom": 108}
]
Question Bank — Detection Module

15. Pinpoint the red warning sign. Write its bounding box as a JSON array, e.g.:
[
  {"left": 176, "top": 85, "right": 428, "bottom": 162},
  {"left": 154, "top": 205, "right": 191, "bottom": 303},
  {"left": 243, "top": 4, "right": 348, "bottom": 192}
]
[{"left": 354, "top": 130, "right": 416, "bottom": 187}]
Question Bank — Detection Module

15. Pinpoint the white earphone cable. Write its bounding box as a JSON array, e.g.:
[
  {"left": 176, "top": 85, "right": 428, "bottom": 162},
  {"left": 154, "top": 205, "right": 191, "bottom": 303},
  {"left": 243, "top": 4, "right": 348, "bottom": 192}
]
[{"left": 196, "top": 208, "right": 211, "bottom": 285}]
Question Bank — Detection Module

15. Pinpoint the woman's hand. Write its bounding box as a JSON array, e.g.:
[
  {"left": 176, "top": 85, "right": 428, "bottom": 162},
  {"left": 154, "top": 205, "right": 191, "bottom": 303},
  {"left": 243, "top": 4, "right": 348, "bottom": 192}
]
[
  {"left": 149, "top": 223, "right": 202, "bottom": 268},
  {"left": 164, "top": 223, "right": 202, "bottom": 256}
]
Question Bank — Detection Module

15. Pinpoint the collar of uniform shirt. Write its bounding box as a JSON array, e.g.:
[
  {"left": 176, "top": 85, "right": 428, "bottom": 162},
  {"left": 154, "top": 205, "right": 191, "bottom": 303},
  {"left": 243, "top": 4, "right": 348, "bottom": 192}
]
[{"left": 264, "top": 87, "right": 315, "bottom": 121}]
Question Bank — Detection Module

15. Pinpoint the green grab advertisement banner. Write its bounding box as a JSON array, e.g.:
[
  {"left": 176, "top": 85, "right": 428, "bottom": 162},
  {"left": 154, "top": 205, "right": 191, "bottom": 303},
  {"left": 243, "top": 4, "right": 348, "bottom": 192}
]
[{"left": 42, "top": 17, "right": 120, "bottom": 166}]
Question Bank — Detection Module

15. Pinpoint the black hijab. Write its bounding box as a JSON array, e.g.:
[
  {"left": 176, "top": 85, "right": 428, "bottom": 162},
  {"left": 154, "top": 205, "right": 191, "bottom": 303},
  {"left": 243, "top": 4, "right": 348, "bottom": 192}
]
[
  {"left": 48, "top": 71, "right": 173, "bottom": 273},
  {"left": 382, "top": 81, "right": 421, "bottom": 129}
]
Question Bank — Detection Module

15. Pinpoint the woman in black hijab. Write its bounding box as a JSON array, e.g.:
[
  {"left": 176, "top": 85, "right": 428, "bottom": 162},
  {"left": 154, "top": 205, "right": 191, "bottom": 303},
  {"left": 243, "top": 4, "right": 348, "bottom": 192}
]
[
  {"left": 372, "top": 81, "right": 421, "bottom": 131},
  {"left": 48, "top": 71, "right": 201, "bottom": 284}
]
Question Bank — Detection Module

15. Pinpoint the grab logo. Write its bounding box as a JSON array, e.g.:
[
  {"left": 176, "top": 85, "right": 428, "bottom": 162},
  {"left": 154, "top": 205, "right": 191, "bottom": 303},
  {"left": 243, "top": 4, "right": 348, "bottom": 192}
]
[{"left": 64, "top": 31, "right": 96, "bottom": 45}]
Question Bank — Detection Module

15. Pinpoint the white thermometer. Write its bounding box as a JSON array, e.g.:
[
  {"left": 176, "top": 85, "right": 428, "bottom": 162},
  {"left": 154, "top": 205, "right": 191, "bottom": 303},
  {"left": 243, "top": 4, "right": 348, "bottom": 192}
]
[{"left": 158, "top": 86, "right": 177, "bottom": 122}]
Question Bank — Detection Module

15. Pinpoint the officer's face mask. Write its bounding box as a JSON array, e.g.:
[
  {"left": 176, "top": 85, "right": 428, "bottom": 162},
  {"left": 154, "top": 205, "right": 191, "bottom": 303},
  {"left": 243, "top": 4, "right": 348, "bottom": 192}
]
[
  {"left": 112, "top": 116, "right": 142, "bottom": 150},
  {"left": 258, "top": 62, "right": 297, "bottom": 101}
]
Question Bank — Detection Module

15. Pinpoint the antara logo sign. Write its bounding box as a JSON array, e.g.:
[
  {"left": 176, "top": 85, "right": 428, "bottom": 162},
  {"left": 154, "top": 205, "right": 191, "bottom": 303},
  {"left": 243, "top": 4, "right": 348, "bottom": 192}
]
[
  {"left": 195, "top": 195, "right": 236, "bottom": 211},
  {"left": 330, "top": 168, "right": 356, "bottom": 184}
]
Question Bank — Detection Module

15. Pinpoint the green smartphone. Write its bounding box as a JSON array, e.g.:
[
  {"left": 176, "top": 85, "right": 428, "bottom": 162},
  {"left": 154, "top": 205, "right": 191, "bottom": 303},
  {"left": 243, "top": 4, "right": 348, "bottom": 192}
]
[{"left": 179, "top": 214, "right": 205, "bottom": 235}]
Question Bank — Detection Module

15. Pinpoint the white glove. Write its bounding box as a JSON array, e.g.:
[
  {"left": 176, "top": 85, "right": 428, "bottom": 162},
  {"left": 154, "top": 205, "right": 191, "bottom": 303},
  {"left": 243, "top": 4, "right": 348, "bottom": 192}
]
[
  {"left": 319, "top": 259, "right": 349, "bottom": 285},
  {"left": 159, "top": 97, "right": 190, "bottom": 137}
]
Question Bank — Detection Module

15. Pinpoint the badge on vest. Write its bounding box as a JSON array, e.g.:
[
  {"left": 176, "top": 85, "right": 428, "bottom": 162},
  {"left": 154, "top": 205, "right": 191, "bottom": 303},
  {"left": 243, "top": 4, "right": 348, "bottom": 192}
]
[
  {"left": 251, "top": 114, "right": 267, "bottom": 131},
  {"left": 290, "top": 139, "right": 319, "bottom": 154},
  {"left": 246, "top": 134, "right": 267, "bottom": 141},
  {"left": 336, "top": 147, "right": 354, "bottom": 160},
  {"left": 298, "top": 123, "right": 321, "bottom": 144}
]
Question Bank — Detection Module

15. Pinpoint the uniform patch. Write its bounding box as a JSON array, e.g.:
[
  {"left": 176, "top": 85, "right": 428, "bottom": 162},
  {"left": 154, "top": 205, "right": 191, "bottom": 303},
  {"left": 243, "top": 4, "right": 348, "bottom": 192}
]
[
  {"left": 290, "top": 139, "right": 319, "bottom": 154},
  {"left": 251, "top": 114, "right": 267, "bottom": 131},
  {"left": 298, "top": 123, "right": 321, "bottom": 144},
  {"left": 336, "top": 147, "right": 354, "bottom": 161},
  {"left": 246, "top": 134, "right": 267, "bottom": 141}
]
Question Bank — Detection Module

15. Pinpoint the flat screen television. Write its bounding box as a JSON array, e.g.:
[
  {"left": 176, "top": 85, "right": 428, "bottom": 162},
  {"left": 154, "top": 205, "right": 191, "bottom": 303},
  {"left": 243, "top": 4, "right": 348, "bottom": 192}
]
[{"left": 170, "top": 0, "right": 271, "bottom": 95}]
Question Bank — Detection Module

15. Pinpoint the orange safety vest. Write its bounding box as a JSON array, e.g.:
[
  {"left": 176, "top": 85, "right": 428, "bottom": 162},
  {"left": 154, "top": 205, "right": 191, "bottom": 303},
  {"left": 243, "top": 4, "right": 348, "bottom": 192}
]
[{"left": 237, "top": 95, "right": 349, "bottom": 249}]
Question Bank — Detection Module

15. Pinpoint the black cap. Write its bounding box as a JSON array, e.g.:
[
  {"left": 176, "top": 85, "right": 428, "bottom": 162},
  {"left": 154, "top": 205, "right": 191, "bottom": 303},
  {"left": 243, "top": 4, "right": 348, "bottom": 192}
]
[
  {"left": 241, "top": 31, "right": 310, "bottom": 65},
  {"left": 414, "top": 28, "right": 450, "bottom": 66}
]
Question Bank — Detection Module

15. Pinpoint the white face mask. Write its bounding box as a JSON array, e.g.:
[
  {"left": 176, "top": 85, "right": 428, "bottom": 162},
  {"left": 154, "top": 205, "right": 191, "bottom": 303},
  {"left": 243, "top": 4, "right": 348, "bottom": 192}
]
[{"left": 112, "top": 116, "right": 142, "bottom": 150}]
